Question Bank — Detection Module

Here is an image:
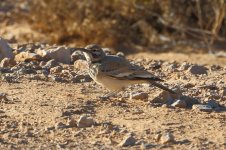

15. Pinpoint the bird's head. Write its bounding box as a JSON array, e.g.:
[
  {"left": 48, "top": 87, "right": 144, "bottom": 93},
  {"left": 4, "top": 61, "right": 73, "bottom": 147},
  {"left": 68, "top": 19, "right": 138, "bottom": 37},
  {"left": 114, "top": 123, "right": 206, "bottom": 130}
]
[{"left": 76, "top": 44, "right": 106, "bottom": 63}]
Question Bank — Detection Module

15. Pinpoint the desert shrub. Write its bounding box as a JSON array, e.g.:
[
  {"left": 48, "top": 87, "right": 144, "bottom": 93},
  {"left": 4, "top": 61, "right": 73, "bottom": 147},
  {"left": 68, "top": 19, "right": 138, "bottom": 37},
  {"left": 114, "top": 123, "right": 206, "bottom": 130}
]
[{"left": 24, "top": 0, "right": 226, "bottom": 52}]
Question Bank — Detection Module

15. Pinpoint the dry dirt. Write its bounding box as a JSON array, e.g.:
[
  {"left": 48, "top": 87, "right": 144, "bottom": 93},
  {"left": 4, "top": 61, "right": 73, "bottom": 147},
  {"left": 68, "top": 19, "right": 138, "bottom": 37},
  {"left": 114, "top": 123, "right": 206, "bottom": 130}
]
[{"left": 0, "top": 51, "right": 226, "bottom": 149}]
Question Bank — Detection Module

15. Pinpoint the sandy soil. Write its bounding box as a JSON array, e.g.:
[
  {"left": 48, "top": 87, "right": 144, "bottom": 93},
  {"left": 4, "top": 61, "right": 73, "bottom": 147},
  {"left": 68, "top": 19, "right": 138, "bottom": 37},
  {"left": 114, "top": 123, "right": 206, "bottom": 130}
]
[{"left": 0, "top": 51, "right": 226, "bottom": 150}]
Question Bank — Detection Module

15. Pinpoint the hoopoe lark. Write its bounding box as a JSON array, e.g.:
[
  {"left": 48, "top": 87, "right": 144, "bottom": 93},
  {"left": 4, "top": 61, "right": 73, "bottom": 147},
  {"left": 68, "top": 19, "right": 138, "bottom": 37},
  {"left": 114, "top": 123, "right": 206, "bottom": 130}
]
[{"left": 76, "top": 44, "right": 176, "bottom": 98}]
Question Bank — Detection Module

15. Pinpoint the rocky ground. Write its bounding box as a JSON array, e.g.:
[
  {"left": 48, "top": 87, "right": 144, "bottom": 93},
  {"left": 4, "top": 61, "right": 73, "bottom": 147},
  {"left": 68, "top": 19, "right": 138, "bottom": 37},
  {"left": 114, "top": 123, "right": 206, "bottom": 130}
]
[{"left": 0, "top": 38, "right": 226, "bottom": 149}]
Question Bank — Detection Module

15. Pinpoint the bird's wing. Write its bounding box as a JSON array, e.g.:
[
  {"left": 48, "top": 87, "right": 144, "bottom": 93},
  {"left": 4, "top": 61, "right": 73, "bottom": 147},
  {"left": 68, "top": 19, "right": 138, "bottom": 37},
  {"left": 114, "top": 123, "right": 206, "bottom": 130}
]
[{"left": 100, "top": 56, "right": 163, "bottom": 81}]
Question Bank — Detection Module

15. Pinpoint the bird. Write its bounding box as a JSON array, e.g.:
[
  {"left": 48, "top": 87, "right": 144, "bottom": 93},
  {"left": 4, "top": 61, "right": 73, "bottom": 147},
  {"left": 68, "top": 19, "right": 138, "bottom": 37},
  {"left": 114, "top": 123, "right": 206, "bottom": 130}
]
[{"left": 75, "top": 44, "right": 176, "bottom": 99}]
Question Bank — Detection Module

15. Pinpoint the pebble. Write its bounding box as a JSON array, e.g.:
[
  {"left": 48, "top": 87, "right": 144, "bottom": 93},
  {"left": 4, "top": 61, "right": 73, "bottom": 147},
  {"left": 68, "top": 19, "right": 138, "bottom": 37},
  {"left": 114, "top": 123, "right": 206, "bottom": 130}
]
[
  {"left": 130, "top": 92, "right": 148, "bottom": 100},
  {"left": 38, "top": 46, "right": 71, "bottom": 64},
  {"left": 151, "top": 91, "right": 173, "bottom": 104},
  {"left": 0, "top": 92, "right": 8, "bottom": 101},
  {"left": 192, "top": 104, "right": 213, "bottom": 112},
  {"left": 50, "top": 66, "right": 63, "bottom": 74},
  {"left": 171, "top": 99, "right": 187, "bottom": 108},
  {"left": 160, "top": 132, "right": 175, "bottom": 144},
  {"left": 71, "top": 74, "right": 91, "bottom": 83},
  {"left": 43, "top": 59, "right": 58, "bottom": 69},
  {"left": 74, "top": 59, "right": 88, "bottom": 71},
  {"left": 154, "top": 133, "right": 162, "bottom": 141},
  {"left": 0, "top": 37, "right": 14, "bottom": 60},
  {"left": 179, "top": 62, "right": 190, "bottom": 71},
  {"left": 77, "top": 115, "right": 95, "bottom": 128},
  {"left": 149, "top": 60, "right": 162, "bottom": 69},
  {"left": 187, "top": 65, "right": 208, "bottom": 75},
  {"left": 119, "top": 135, "right": 136, "bottom": 147},
  {"left": 14, "top": 52, "right": 42, "bottom": 62},
  {"left": 0, "top": 58, "right": 16, "bottom": 68},
  {"left": 68, "top": 117, "right": 77, "bottom": 127}
]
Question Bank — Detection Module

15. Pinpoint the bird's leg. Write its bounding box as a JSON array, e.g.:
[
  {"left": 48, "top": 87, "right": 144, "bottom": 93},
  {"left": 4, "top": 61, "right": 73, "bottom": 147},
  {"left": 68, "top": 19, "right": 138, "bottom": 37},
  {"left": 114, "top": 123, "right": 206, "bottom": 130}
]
[{"left": 99, "top": 90, "right": 121, "bottom": 100}]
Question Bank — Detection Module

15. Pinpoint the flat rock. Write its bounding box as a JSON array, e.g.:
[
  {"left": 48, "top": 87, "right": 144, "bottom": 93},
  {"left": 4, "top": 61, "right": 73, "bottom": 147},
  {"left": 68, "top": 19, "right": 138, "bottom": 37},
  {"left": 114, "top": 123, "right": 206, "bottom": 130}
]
[
  {"left": 0, "top": 37, "right": 14, "bottom": 60},
  {"left": 38, "top": 46, "right": 71, "bottom": 64},
  {"left": 130, "top": 92, "right": 148, "bottom": 100},
  {"left": 15, "top": 52, "right": 42, "bottom": 62},
  {"left": 192, "top": 104, "right": 213, "bottom": 112},
  {"left": 171, "top": 99, "right": 187, "bottom": 108},
  {"left": 187, "top": 65, "right": 208, "bottom": 75},
  {"left": 77, "top": 115, "right": 95, "bottom": 128},
  {"left": 119, "top": 135, "right": 136, "bottom": 147}
]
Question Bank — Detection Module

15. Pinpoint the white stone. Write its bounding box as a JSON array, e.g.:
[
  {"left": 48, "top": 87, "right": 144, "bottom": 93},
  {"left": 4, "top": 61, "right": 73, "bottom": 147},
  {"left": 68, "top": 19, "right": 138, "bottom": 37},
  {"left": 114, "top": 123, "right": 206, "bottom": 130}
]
[
  {"left": 160, "top": 132, "right": 175, "bottom": 144},
  {"left": 77, "top": 115, "right": 95, "bottom": 128}
]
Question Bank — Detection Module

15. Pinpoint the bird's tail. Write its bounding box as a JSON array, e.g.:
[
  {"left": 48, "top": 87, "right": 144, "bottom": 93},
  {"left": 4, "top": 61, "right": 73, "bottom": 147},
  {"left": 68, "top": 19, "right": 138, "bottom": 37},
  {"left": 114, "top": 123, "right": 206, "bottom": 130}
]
[{"left": 151, "top": 82, "right": 177, "bottom": 94}]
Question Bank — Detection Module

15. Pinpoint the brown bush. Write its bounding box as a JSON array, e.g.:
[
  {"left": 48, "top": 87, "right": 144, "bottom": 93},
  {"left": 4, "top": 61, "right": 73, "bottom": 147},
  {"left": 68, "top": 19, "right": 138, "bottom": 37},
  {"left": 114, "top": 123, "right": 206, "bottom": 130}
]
[{"left": 23, "top": 0, "right": 226, "bottom": 52}]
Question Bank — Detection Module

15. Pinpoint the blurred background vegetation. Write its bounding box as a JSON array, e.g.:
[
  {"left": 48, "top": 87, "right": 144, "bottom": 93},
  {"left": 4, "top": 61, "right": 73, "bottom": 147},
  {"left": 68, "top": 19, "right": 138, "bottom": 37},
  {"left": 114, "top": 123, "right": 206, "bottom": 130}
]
[{"left": 1, "top": 0, "right": 226, "bottom": 53}]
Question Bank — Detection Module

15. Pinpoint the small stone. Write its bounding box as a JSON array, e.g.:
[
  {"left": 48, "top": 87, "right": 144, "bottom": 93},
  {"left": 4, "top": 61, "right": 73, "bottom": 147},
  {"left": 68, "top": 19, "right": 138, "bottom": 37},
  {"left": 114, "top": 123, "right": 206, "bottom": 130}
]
[
  {"left": 154, "top": 133, "right": 162, "bottom": 141},
  {"left": 149, "top": 60, "right": 162, "bottom": 69},
  {"left": 68, "top": 117, "right": 77, "bottom": 127},
  {"left": 130, "top": 92, "right": 148, "bottom": 100},
  {"left": 0, "top": 58, "right": 16, "bottom": 68},
  {"left": 187, "top": 65, "right": 208, "bottom": 75},
  {"left": 49, "top": 76, "right": 64, "bottom": 82},
  {"left": 171, "top": 99, "right": 187, "bottom": 108},
  {"left": 50, "top": 66, "right": 63, "bottom": 74},
  {"left": 71, "top": 74, "right": 91, "bottom": 83},
  {"left": 37, "top": 46, "right": 71, "bottom": 64},
  {"left": 0, "top": 92, "right": 8, "bottom": 101},
  {"left": 74, "top": 59, "right": 88, "bottom": 71},
  {"left": 0, "top": 37, "right": 14, "bottom": 60},
  {"left": 15, "top": 52, "right": 42, "bottom": 62},
  {"left": 168, "top": 63, "right": 178, "bottom": 72},
  {"left": 151, "top": 91, "right": 173, "bottom": 104},
  {"left": 77, "top": 115, "right": 95, "bottom": 128},
  {"left": 160, "top": 132, "right": 175, "bottom": 144},
  {"left": 43, "top": 59, "right": 58, "bottom": 69},
  {"left": 192, "top": 104, "right": 212, "bottom": 112},
  {"left": 179, "top": 62, "right": 190, "bottom": 71},
  {"left": 119, "top": 135, "right": 136, "bottom": 147}
]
